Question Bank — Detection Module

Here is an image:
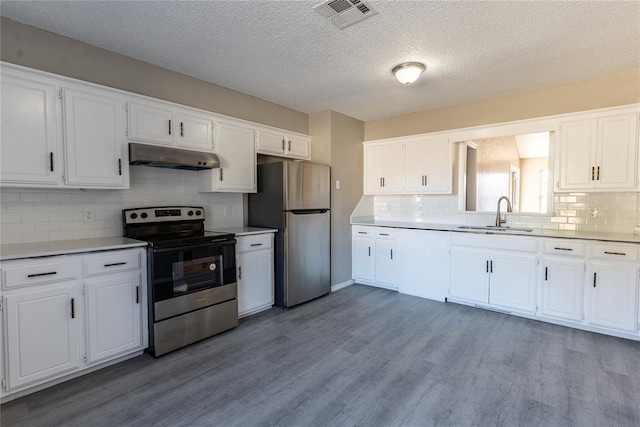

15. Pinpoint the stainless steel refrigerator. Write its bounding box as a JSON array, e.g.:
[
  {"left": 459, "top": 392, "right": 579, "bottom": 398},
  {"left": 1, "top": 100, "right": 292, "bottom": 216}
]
[{"left": 248, "top": 161, "right": 330, "bottom": 308}]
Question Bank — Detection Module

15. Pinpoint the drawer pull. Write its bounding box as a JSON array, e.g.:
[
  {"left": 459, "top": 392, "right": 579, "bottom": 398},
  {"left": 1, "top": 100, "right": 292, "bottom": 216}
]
[
  {"left": 603, "top": 251, "right": 626, "bottom": 256},
  {"left": 104, "top": 262, "right": 127, "bottom": 267},
  {"left": 379, "top": 233, "right": 390, "bottom": 236},
  {"left": 358, "top": 232, "right": 367, "bottom": 234},
  {"left": 553, "top": 247, "right": 573, "bottom": 251},
  {"left": 250, "top": 243, "right": 263, "bottom": 247},
  {"left": 27, "top": 271, "right": 57, "bottom": 278}
]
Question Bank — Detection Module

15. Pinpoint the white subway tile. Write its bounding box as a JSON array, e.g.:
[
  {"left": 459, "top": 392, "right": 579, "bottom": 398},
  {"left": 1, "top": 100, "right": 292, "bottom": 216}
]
[
  {"left": 22, "top": 232, "right": 48, "bottom": 243},
  {"left": 1, "top": 213, "right": 22, "bottom": 224},
  {"left": 1, "top": 233, "right": 23, "bottom": 244}
]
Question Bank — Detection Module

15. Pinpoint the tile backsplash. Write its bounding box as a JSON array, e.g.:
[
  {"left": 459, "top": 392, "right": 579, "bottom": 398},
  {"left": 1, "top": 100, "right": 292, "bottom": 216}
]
[
  {"left": 1, "top": 166, "right": 244, "bottom": 245},
  {"left": 353, "top": 191, "right": 640, "bottom": 234}
]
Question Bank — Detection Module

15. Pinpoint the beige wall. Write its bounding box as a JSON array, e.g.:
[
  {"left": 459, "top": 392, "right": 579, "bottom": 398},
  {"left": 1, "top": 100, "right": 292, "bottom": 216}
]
[
  {"left": 365, "top": 71, "right": 640, "bottom": 140},
  {"left": 308, "top": 111, "right": 332, "bottom": 166},
  {"left": 1, "top": 18, "right": 309, "bottom": 133},
  {"left": 309, "top": 111, "right": 364, "bottom": 287}
]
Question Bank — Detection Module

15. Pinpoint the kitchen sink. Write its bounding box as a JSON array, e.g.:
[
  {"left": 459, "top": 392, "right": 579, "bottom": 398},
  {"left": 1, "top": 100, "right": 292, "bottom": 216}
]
[{"left": 457, "top": 225, "right": 534, "bottom": 233}]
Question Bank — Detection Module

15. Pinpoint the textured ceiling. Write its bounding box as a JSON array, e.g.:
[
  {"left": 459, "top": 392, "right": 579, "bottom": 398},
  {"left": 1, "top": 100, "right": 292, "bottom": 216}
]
[{"left": 1, "top": 1, "right": 639, "bottom": 121}]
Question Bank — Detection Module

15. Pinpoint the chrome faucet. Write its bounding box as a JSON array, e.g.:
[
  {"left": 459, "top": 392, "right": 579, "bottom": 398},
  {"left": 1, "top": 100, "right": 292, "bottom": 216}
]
[{"left": 495, "top": 196, "right": 513, "bottom": 227}]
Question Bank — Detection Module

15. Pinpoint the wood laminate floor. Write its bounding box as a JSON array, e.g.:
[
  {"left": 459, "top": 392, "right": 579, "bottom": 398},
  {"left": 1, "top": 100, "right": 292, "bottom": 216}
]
[{"left": 2, "top": 284, "right": 640, "bottom": 427}]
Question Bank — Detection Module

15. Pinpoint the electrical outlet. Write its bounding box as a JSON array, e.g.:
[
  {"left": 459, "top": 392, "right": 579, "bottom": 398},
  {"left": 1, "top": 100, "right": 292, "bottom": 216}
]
[
  {"left": 224, "top": 205, "right": 232, "bottom": 216},
  {"left": 83, "top": 206, "right": 95, "bottom": 223}
]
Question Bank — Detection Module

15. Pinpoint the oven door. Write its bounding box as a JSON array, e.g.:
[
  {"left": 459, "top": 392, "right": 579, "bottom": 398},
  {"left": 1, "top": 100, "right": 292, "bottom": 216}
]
[{"left": 151, "top": 240, "right": 236, "bottom": 303}]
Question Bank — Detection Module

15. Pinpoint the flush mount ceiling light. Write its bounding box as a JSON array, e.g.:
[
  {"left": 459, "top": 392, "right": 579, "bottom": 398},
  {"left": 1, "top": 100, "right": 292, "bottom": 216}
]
[{"left": 392, "top": 62, "right": 426, "bottom": 85}]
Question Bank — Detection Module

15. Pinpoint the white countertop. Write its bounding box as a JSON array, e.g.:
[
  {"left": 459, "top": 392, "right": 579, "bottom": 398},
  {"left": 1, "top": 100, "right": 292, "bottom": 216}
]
[
  {"left": 351, "top": 219, "right": 640, "bottom": 244},
  {"left": 0, "top": 237, "right": 148, "bottom": 261},
  {"left": 208, "top": 226, "right": 278, "bottom": 237}
]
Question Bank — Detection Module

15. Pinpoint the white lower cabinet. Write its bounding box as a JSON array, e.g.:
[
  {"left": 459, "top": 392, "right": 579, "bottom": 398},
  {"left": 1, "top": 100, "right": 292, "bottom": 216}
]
[
  {"left": 4, "top": 282, "right": 80, "bottom": 391},
  {"left": 236, "top": 233, "right": 274, "bottom": 318},
  {"left": 1, "top": 247, "right": 147, "bottom": 400},
  {"left": 85, "top": 272, "right": 143, "bottom": 364},
  {"left": 352, "top": 226, "right": 396, "bottom": 290},
  {"left": 588, "top": 262, "right": 638, "bottom": 332},
  {"left": 449, "top": 235, "right": 537, "bottom": 314},
  {"left": 539, "top": 259, "right": 584, "bottom": 322},
  {"left": 397, "top": 229, "right": 450, "bottom": 301}
]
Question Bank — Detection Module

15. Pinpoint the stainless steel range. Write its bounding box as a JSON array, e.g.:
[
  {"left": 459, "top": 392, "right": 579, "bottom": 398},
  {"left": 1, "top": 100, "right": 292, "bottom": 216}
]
[{"left": 123, "top": 206, "right": 238, "bottom": 357}]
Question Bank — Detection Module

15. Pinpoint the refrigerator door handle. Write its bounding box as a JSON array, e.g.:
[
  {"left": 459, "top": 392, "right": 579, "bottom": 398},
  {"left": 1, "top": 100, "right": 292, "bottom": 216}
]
[{"left": 289, "top": 209, "right": 329, "bottom": 215}]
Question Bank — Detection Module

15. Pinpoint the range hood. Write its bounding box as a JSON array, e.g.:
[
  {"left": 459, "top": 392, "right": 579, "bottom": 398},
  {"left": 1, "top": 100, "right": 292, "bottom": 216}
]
[{"left": 129, "top": 143, "right": 220, "bottom": 171}]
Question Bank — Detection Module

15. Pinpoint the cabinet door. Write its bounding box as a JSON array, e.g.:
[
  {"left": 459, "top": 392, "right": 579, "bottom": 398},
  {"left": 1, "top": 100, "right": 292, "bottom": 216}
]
[
  {"left": 63, "top": 88, "right": 127, "bottom": 187},
  {"left": 286, "top": 135, "right": 310, "bottom": 160},
  {"left": 128, "top": 102, "right": 174, "bottom": 145},
  {"left": 176, "top": 112, "right": 213, "bottom": 150},
  {"left": 404, "top": 137, "right": 452, "bottom": 194},
  {"left": 85, "top": 273, "right": 142, "bottom": 364},
  {"left": 353, "top": 236, "right": 374, "bottom": 281},
  {"left": 449, "top": 248, "right": 490, "bottom": 303},
  {"left": 256, "top": 129, "right": 285, "bottom": 156},
  {"left": 4, "top": 283, "right": 80, "bottom": 390},
  {"left": 397, "top": 229, "right": 449, "bottom": 301},
  {"left": 200, "top": 121, "right": 256, "bottom": 192},
  {"left": 540, "top": 259, "right": 584, "bottom": 322},
  {"left": 364, "top": 143, "right": 403, "bottom": 194},
  {"left": 237, "top": 250, "right": 274, "bottom": 317},
  {"left": 1, "top": 74, "right": 59, "bottom": 186},
  {"left": 596, "top": 114, "right": 638, "bottom": 190},
  {"left": 558, "top": 119, "right": 597, "bottom": 190},
  {"left": 374, "top": 239, "right": 396, "bottom": 287},
  {"left": 588, "top": 263, "right": 638, "bottom": 332},
  {"left": 489, "top": 253, "right": 537, "bottom": 313}
]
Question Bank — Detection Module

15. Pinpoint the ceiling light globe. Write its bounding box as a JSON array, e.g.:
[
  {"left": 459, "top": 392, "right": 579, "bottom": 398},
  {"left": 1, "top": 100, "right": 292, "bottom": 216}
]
[{"left": 392, "top": 62, "right": 426, "bottom": 85}]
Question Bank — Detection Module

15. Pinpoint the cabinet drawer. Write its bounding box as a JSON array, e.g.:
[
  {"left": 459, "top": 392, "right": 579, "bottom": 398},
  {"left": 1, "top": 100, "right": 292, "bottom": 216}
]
[
  {"left": 84, "top": 250, "right": 142, "bottom": 276},
  {"left": 352, "top": 226, "right": 373, "bottom": 237},
  {"left": 543, "top": 240, "right": 586, "bottom": 257},
  {"left": 591, "top": 244, "right": 639, "bottom": 262},
  {"left": 374, "top": 228, "right": 396, "bottom": 240},
  {"left": 2, "top": 257, "right": 78, "bottom": 289},
  {"left": 237, "top": 233, "right": 273, "bottom": 253}
]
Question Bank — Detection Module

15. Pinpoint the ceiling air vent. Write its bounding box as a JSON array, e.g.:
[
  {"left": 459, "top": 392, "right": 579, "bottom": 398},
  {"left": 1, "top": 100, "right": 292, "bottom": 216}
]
[{"left": 313, "top": 0, "right": 378, "bottom": 30}]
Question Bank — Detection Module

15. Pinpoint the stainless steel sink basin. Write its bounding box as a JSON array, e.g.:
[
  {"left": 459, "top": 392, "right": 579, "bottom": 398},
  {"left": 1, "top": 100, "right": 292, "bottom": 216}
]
[{"left": 457, "top": 225, "right": 534, "bottom": 233}]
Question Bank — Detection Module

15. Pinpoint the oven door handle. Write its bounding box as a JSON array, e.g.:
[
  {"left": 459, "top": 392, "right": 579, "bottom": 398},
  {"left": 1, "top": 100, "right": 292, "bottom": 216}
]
[{"left": 152, "top": 241, "right": 233, "bottom": 254}]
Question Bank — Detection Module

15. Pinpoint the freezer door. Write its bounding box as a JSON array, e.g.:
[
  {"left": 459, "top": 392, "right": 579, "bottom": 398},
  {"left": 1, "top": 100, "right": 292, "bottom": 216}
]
[
  {"left": 284, "top": 210, "right": 330, "bottom": 307},
  {"left": 284, "top": 161, "right": 330, "bottom": 210}
]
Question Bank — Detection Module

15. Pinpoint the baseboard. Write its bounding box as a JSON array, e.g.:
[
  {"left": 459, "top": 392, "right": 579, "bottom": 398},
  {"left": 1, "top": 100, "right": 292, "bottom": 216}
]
[{"left": 331, "top": 279, "right": 354, "bottom": 292}]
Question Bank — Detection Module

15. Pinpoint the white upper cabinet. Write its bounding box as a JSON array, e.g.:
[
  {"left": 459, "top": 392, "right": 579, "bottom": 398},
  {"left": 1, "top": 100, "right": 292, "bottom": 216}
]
[
  {"left": 63, "top": 88, "right": 128, "bottom": 188},
  {"left": 127, "top": 101, "right": 213, "bottom": 151},
  {"left": 364, "top": 142, "right": 403, "bottom": 194},
  {"left": 403, "top": 136, "right": 452, "bottom": 194},
  {"left": 127, "top": 102, "right": 174, "bottom": 145},
  {"left": 199, "top": 119, "right": 257, "bottom": 193},
  {"left": 0, "top": 73, "right": 60, "bottom": 186},
  {"left": 364, "top": 137, "right": 452, "bottom": 195},
  {"left": 558, "top": 113, "right": 638, "bottom": 191},
  {"left": 256, "top": 127, "right": 311, "bottom": 160}
]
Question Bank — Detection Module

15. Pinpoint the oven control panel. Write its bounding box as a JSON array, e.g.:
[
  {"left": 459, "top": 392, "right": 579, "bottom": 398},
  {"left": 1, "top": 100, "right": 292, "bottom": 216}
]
[{"left": 124, "top": 206, "right": 204, "bottom": 224}]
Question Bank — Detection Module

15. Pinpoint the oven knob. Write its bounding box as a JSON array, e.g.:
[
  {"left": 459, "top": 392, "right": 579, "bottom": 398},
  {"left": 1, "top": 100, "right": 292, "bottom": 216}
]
[
  {"left": 141, "top": 212, "right": 148, "bottom": 219},
  {"left": 130, "top": 213, "right": 138, "bottom": 219},
  {"left": 196, "top": 210, "right": 202, "bottom": 216},
  {"left": 188, "top": 211, "right": 194, "bottom": 216}
]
